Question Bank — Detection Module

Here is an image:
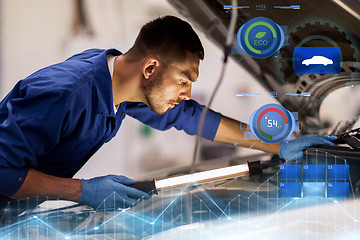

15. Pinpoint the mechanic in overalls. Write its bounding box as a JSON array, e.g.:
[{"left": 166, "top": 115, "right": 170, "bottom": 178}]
[{"left": 0, "top": 16, "right": 336, "bottom": 218}]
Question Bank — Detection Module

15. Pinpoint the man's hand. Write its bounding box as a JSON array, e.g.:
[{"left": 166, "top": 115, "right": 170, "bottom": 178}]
[
  {"left": 280, "top": 135, "right": 337, "bottom": 161},
  {"left": 80, "top": 175, "right": 150, "bottom": 210},
  {"left": 12, "top": 170, "right": 150, "bottom": 211}
]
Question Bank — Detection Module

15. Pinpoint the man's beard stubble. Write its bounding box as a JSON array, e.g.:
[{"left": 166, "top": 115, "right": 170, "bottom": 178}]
[{"left": 143, "top": 71, "right": 169, "bottom": 115}]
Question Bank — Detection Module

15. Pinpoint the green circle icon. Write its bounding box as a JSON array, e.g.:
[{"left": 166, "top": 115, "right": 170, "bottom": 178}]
[{"left": 237, "top": 17, "right": 284, "bottom": 58}]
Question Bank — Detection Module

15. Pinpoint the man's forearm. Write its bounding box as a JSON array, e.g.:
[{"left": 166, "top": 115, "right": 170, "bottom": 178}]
[
  {"left": 11, "top": 168, "right": 82, "bottom": 202},
  {"left": 213, "top": 116, "right": 281, "bottom": 155}
]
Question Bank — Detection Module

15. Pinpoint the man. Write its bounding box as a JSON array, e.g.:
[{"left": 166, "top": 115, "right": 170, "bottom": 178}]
[{"left": 0, "top": 16, "right": 336, "bottom": 212}]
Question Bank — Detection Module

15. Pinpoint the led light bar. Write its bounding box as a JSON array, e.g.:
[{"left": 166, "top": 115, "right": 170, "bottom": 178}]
[
  {"left": 155, "top": 163, "right": 249, "bottom": 190},
  {"left": 131, "top": 161, "right": 262, "bottom": 194}
]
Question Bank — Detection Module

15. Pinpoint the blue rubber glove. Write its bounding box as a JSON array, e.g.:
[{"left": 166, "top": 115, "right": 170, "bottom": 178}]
[
  {"left": 79, "top": 175, "right": 150, "bottom": 210},
  {"left": 280, "top": 134, "right": 337, "bottom": 161}
]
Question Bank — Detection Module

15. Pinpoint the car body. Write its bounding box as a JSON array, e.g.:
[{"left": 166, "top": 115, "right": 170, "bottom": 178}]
[{"left": 302, "top": 55, "right": 334, "bottom": 66}]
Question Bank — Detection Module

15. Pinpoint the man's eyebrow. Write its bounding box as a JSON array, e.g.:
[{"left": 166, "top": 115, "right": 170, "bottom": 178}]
[{"left": 181, "top": 71, "right": 197, "bottom": 82}]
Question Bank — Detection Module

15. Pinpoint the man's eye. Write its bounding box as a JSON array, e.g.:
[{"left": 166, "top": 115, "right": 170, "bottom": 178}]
[{"left": 180, "top": 79, "right": 187, "bottom": 84}]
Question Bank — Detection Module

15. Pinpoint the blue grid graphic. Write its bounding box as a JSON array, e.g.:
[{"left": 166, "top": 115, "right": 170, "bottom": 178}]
[{"left": 279, "top": 164, "right": 349, "bottom": 198}]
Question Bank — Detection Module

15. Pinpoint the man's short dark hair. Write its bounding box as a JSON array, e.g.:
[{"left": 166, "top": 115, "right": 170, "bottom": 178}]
[{"left": 126, "top": 15, "right": 204, "bottom": 63}]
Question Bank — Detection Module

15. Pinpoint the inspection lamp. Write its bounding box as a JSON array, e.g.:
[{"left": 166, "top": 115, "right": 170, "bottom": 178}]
[{"left": 131, "top": 161, "right": 263, "bottom": 194}]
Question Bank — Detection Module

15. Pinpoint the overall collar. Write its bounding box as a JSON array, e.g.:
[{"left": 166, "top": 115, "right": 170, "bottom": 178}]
[{"left": 93, "top": 48, "right": 122, "bottom": 117}]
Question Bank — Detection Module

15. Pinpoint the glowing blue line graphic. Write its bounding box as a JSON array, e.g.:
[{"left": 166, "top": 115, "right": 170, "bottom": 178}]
[
  {"left": 124, "top": 210, "right": 159, "bottom": 225},
  {"left": 236, "top": 92, "right": 261, "bottom": 96},
  {"left": 152, "top": 197, "right": 179, "bottom": 224},
  {"left": 193, "top": 190, "right": 229, "bottom": 219},
  {"left": 285, "top": 92, "right": 311, "bottom": 96},
  {"left": 224, "top": 5, "right": 250, "bottom": 9},
  {"left": 259, "top": 198, "right": 298, "bottom": 225},
  {"left": 331, "top": 199, "right": 359, "bottom": 221},
  {"left": 274, "top": 5, "right": 300, "bottom": 9},
  {"left": 33, "top": 216, "right": 69, "bottom": 237},
  {"left": 1, "top": 149, "right": 359, "bottom": 239}
]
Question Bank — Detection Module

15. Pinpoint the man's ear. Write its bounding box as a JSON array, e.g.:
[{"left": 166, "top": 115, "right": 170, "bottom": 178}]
[{"left": 143, "top": 57, "right": 160, "bottom": 79}]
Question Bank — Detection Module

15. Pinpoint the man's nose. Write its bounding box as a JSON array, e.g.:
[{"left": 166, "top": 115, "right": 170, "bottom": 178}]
[{"left": 179, "top": 84, "right": 192, "bottom": 100}]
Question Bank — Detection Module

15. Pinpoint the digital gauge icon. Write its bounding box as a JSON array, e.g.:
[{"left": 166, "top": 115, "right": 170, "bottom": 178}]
[
  {"left": 237, "top": 17, "right": 285, "bottom": 59},
  {"left": 249, "top": 104, "right": 295, "bottom": 144}
]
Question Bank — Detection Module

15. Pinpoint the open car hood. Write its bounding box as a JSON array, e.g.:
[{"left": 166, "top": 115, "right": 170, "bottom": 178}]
[{"left": 167, "top": 0, "right": 360, "bottom": 132}]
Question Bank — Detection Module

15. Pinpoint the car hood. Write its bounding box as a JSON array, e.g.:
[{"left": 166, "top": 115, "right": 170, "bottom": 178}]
[{"left": 167, "top": 0, "right": 360, "bottom": 133}]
